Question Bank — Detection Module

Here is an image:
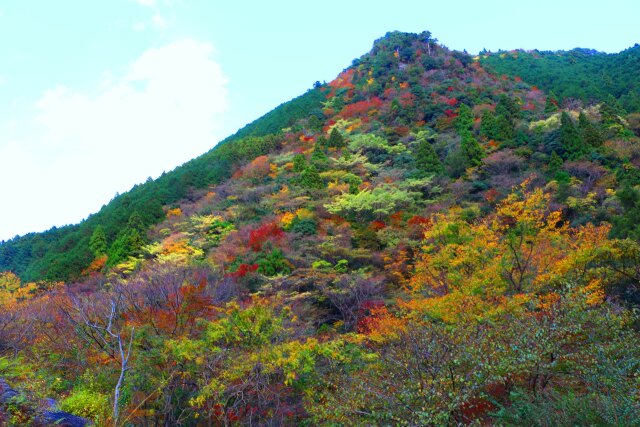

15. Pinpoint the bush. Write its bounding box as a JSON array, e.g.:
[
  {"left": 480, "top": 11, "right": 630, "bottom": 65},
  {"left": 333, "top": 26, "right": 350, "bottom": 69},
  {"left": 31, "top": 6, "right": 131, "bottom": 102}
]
[
  {"left": 60, "top": 388, "right": 110, "bottom": 422},
  {"left": 290, "top": 218, "right": 317, "bottom": 235},
  {"left": 256, "top": 248, "right": 293, "bottom": 276},
  {"left": 493, "top": 388, "right": 640, "bottom": 427},
  {"left": 325, "top": 185, "right": 420, "bottom": 222}
]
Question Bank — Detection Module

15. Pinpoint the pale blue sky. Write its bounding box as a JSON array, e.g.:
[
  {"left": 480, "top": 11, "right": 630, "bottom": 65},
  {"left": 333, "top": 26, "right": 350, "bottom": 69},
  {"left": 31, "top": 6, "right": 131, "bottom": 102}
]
[{"left": 1, "top": 0, "right": 639, "bottom": 240}]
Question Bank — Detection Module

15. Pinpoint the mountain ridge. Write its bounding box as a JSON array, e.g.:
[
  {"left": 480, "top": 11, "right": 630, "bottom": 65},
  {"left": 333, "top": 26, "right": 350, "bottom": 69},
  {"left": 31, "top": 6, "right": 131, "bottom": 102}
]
[
  {"left": 3, "top": 32, "right": 640, "bottom": 282},
  {"left": 480, "top": 43, "right": 640, "bottom": 111}
]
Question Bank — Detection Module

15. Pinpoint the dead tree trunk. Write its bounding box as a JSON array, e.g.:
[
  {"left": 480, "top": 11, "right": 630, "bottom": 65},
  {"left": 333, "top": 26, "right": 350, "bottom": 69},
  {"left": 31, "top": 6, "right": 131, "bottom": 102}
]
[{"left": 69, "top": 297, "right": 135, "bottom": 427}]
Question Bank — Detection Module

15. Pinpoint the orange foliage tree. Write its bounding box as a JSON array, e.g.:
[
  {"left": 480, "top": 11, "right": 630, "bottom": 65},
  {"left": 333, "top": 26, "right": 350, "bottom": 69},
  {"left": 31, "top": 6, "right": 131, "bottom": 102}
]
[{"left": 408, "top": 181, "right": 612, "bottom": 322}]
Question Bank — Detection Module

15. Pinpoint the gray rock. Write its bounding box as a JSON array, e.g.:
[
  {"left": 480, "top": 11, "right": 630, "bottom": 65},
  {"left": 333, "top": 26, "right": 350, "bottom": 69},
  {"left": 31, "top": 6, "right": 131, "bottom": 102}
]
[
  {"left": 0, "top": 378, "right": 19, "bottom": 403},
  {"left": 0, "top": 378, "right": 91, "bottom": 426},
  {"left": 42, "top": 410, "right": 90, "bottom": 427}
]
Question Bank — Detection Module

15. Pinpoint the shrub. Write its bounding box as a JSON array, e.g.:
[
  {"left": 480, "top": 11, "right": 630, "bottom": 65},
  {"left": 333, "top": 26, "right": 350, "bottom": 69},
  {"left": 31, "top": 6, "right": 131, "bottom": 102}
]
[
  {"left": 290, "top": 218, "right": 317, "bottom": 235},
  {"left": 257, "top": 248, "right": 293, "bottom": 276},
  {"left": 59, "top": 388, "right": 110, "bottom": 422}
]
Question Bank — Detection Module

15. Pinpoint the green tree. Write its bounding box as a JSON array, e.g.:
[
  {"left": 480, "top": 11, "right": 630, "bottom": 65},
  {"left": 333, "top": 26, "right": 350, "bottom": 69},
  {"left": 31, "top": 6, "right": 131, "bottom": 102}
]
[
  {"left": 307, "top": 115, "right": 323, "bottom": 132},
  {"left": 293, "top": 154, "right": 307, "bottom": 172},
  {"left": 560, "top": 111, "right": 584, "bottom": 159},
  {"left": 496, "top": 95, "right": 520, "bottom": 122},
  {"left": 455, "top": 104, "right": 484, "bottom": 167},
  {"left": 299, "top": 165, "right": 325, "bottom": 189},
  {"left": 257, "top": 248, "right": 292, "bottom": 276},
  {"left": 327, "top": 128, "right": 346, "bottom": 148},
  {"left": 493, "top": 96, "right": 519, "bottom": 143},
  {"left": 455, "top": 103, "right": 474, "bottom": 134},
  {"left": 127, "top": 210, "right": 145, "bottom": 232},
  {"left": 495, "top": 114, "right": 515, "bottom": 142},
  {"left": 107, "top": 228, "right": 145, "bottom": 266},
  {"left": 461, "top": 135, "right": 484, "bottom": 167},
  {"left": 105, "top": 212, "right": 148, "bottom": 266},
  {"left": 547, "top": 151, "right": 564, "bottom": 177},
  {"left": 480, "top": 110, "right": 498, "bottom": 140},
  {"left": 611, "top": 184, "right": 640, "bottom": 240},
  {"left": 545, "top": 91, "right": 559, "bottom": 113},
  {"left": 315, "top": 135, "right": 328, "bottom": 150},
  {"left": 578, "top": 112, "right": 603, "bottom": 147},
  {"left": 601, "top": 94, "right": 627, "bottom": 126},
  {"left": 310, "top": 146, "right": 329, "bottom": 170},
  {"left": 325, "top": 185, "right": 420, "bottom": 221},
  {"left": 342, "top": 173, "right": 363, "bottom": 194},
  {"left": 89, "top": 225, "right": 107, "bottom": 257},
  {"left": 415, "top": 132, "right": 443, "bottom": 175}
]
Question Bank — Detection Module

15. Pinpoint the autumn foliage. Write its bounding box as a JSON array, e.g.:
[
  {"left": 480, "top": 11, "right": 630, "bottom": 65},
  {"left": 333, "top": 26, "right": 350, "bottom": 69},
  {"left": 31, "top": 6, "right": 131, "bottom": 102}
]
[
  {"left": 1, "top": 31, "right": 640, "bottom": 426},
  {"left": 248, "top": 222, "right": 284, "bottom": 251}
]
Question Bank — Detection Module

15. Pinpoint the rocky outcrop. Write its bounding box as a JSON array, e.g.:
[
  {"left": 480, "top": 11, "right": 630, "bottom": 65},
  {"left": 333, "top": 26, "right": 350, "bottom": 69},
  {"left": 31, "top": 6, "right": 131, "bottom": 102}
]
[
  {"left": 0, "top": 378, "right": 91, "bottom": 426},
  {"left": 0, "top": 378, "right": 19, "bottom": 403},
  {"left": 41, "top": 411, "right": 91, "bottom": 427}
]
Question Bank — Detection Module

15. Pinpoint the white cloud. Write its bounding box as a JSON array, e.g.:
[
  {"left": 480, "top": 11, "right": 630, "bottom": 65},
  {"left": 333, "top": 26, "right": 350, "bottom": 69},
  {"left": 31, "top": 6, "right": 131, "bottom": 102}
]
[
  {"left": 151, "top": 14, "right": 167, "bottom": 29},
  {"left": 0, "top": 40, "right": 229, "bottom": 240}
]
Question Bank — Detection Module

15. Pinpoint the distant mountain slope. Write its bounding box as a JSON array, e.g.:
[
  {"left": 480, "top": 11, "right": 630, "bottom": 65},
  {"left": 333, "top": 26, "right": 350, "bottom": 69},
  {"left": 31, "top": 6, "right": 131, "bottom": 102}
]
[
  {"left": 480, "top": 45, "right": 640, "bottom": 112},
  {"left": 0, "top": 88, "right": 325, "bottom": 281}
]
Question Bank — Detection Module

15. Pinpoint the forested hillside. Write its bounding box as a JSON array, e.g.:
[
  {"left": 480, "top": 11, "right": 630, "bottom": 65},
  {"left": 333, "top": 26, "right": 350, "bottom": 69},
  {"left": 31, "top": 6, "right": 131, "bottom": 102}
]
[
  {"left": 480, "top": 45, "right": 640, "bottom": 112},
  {"left": 1, "top": 31, "right": 639, "bottom": 426},
  {"left": 0, "top": 88, "right": 326, "bottom": 282}
]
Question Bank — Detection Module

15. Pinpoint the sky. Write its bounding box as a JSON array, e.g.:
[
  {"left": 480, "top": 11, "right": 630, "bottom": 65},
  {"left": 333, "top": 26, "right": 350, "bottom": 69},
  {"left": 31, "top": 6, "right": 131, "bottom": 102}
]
[{"left": 1, "top": 0, "right": 639, "bottom": 241}]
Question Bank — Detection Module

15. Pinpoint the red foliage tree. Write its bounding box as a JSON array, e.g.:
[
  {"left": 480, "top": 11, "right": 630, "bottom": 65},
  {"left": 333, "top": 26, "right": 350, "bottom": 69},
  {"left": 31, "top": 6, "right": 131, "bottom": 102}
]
[
  {"left": 338, "top": 97, "right": 383, "bottom": 119},
  {"left": 248, "top": 222, "right": 284, "bottom": 251},
  {"left": 229, "top": 263, "right": 259, "bottom": 278}
]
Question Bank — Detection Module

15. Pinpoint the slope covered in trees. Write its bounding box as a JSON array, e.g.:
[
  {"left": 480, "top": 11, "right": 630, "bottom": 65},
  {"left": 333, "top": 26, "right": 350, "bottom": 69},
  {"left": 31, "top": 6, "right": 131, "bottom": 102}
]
[
  {"left": 480, "top": 45, "right": 640, "bottom": 113},
  {"left": 1, "top": 31, "right": 639, "bottom": 426},
  {"left": 0, "top": 88, "right": 325, "bottom": 282}
]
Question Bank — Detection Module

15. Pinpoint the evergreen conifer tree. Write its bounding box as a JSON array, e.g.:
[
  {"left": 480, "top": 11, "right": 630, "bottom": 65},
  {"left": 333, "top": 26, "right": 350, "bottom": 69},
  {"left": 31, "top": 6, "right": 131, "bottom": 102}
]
[
  {"left": 545, "top": 92, "right": 559, "bottom": 113},
  {"left": 89, "top": 225, "right": 107, "bottom": 256},
  {"left": 456, "top": 104, "right": 484, "bottom": 167},
  {"left": 327, "top": 128, "right": 345, "bottom": 148},
  {"left": 480, "top": 110, "right": 498, "bottom": 140},
  {"left": 560, "top": 111, "right": 584, "bottom": 159},
  {"left": 299, "top": 165, "right": 324, "bottom": 189},
  {"left": 415, "top": 132, "right": 443, "bottom": 175},
  {"left": 578, "top": 112, "right": 603, "bottom": 147},
  {"left": 293, "top": 154, "right": 307, "bottom": 172}
]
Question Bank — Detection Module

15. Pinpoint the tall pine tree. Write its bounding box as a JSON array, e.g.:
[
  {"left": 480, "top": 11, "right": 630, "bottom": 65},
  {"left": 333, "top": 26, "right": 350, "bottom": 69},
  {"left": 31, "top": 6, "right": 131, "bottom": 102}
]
[
  {"left": 560, "top": 111, "right": 584, "bottom": 159},
  {"left": 89, "top": 225, "right": 107, "bottom": 257},
  {"left": 578, "top": 112, "right": 603, "bottom": 147},
  {"left": 456, "top": 104, "right": 484, "bottom": 167},
  {"left": 414, "top": 131, "right": 443, "bottom": 175},
  {"left": 327, "top": 128, "right": 346, "bottom": 148}
]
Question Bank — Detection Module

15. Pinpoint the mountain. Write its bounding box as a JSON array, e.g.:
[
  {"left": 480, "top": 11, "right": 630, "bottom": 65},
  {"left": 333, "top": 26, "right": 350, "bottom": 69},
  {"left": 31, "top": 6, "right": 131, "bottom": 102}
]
[
  {"left": 1, "top": 31, "right": 639, "bottom": 426},
  {"left": 0, "top": 87, "right": 326, "bottom": 282},
  {"left": 480, "top": 44, "right": 640, "bottom": 112}
]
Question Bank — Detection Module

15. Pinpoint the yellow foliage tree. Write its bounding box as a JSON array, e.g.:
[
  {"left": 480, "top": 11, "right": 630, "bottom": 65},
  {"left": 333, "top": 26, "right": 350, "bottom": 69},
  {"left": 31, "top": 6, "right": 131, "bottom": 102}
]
[
  {"left": 0, "top": 272, "right": 38, "bottom": 306},
  {"left": 408, "top": 182, "right": 612, "bottom": 322}
]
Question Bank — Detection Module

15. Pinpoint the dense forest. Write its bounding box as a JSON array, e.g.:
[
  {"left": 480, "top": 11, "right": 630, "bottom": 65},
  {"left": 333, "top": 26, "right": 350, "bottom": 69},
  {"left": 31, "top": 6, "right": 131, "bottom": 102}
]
[
  {"left": 1, "top": 31, "right": 639, "bottom": 426},
  {"left": 480, "top": 45, "right": 640, "bottom": 112}
]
